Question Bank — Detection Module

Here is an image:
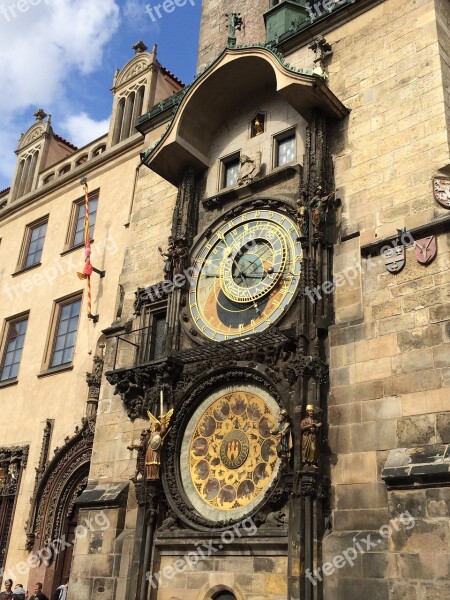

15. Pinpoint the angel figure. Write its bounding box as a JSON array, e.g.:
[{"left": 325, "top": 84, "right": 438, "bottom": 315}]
[{"left": 146, "top": 408, "right": 174, "bottom": 479}]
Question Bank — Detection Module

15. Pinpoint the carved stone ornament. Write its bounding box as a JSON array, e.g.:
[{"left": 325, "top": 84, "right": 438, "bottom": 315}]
[
  {"left": 382, "top": 245, "right": 405, "bottom": 273},
  {"left": 25, "top": 418, "right": 94, "bottom": 553},
  {"left": 433, "top": 176, "right": 450, "bottom": 208},
  {"left": 414, "top": 236, "right": 437, "bottom": 265},
  {"left": 0, "top": 445, "right": 29, "bottom": 497},
  {"left": 237, "top": 152, "right": 262, "bottom": 186}
]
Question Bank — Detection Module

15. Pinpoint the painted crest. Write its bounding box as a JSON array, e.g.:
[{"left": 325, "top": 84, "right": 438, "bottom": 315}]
[
  {"left": 382, "top": 245, "right": 405, "bottom": 273},
  {"left": 433, "top": 177, "right": 450, "bottom": 208},
  {"left": 414, "top": 236, "right": 437, "bottom": 265}
]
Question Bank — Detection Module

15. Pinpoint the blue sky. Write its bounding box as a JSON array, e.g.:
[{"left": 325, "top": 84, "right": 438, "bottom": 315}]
[{"left": 0, "top": 0, "right": 202, "bottom": 191}]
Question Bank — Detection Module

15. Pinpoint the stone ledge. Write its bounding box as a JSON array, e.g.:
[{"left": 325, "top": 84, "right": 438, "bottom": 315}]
[{"left": 382, "top": 445, "right": 450, "bottom": 489}]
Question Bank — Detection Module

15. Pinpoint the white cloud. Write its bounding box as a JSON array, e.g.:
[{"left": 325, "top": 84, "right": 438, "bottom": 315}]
[
  {"left": 61, "top": 113, "right": 110, "bottom": 147},
  {"left": 0, "top": 0, "right": 121, "bottom": 187}
]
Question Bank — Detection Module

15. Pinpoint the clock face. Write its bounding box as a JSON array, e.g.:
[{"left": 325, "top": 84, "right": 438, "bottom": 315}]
[
  {"left": 189, "top": 209, "right": 302, "bottom": 341},
  {"left": 180, "top": 386, "right": 281, "bottom": 522}
]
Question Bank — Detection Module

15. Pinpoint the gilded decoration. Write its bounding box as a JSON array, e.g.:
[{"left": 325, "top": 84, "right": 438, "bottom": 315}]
[{"left": 182, "top": 388, "right": 280, "bottom": 518}]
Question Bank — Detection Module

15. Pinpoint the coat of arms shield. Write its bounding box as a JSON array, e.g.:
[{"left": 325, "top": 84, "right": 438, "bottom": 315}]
[
  {"left": 414, "top": 236, "right": 437, "bottom": 265},
  {"left": 382, "top": 245, "right": 405, "bottom": 273},
  {"left": 433, "top": 177, "right": 450, "bottom": 208}
]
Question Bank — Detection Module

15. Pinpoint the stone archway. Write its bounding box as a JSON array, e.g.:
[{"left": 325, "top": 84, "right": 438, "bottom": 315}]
[{"left": 25, "top": 419, "right": 93, "bottom": 598}]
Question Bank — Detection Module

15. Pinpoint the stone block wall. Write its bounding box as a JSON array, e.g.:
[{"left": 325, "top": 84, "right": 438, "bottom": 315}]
[
  {"left": 153, "top": 554, "right": 288, "bottom": 600},
  {"left": 197, "top": 0, "right": 267, "bottom": 72}
]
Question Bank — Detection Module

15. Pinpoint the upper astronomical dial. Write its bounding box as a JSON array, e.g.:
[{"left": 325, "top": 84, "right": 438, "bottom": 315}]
[
  {"left": 219, "top": 223, "right": 288, "bottom": 303},
  {"left": 189, "top": 209, "right": 302, "bottom": 341}
]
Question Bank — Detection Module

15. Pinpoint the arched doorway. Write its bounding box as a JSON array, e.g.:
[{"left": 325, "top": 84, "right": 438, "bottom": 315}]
[{"left": 25, "top": 419, "right": 93, "bottom": 598}]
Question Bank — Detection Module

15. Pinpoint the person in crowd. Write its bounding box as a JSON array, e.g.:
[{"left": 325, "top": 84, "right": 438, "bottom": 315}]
[
  {"left": 29, "top": 583, "right": 48, "bottom": 600},
  {"left": 0, "top": 579, "right": 14, "bottom": 599},
  {"left": 51, "top": 580, "right": 68, "bottom": 600},
  {"left": 12, "top": 584, "right": 25, "bottom": 599}
]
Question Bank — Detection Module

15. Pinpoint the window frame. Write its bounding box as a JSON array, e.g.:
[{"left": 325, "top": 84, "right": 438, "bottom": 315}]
[
  {"left": 273, "top": 127, "right": 297, "bottom": 168},
  {"left": 16, "top": 215, "right": 49, "bottom": 273},
  {"left": 137, "top": 300, "right": 167, "bottom": 365},
  {"left": 220, "top": 152, "right": 241, "bottom": 190},
  {"left": 0, "top": 312, "right": 29, "bottom": 383},
  {"left": 64, "top": 190, "right": 99, "bottom": 252},
  {"left": 42, "top": 292, "right": 83, "bottom": 373}
]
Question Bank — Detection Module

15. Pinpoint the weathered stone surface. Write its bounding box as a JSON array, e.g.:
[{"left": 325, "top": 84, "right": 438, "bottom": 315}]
[
  {"left": 384, "top": 369, "right": 441, "bottom": 395},
  {"left": 361, "top": 397, "right": 402, "bottom": 421},
  {"left": 430, "top": 303, "right": 450, "bottom": 323},
  {"left": 333, "top": 508, "right": 389, "bottom": 531},
  {"left": 420, "top": 582, "right": 450, "bottom": 600},
  {"left": 388, "top": 490, "right": 426, "bottom": 519},
  {"left": 351, "top": 419, "right": 397, "bottom": 452},
  {"left": 336, "top": 482, "right": 387, "bottom": 510},
  {"left": 392, "top": 348, "right": 434, "bottom": 374},
  {"left": 397, "top": 415, "right": 435, "bottom": 445},
  {"left": 390, "top": 519, "right": 450, "bottom": 553},
  {"left": 389, "top": 581, "right": 419, "bottom": 600},
  {"left": 397, "top": 324, "right": 442, "bottom": 351},
  {"left": 436, "top": 412, "right": 450, "bottom": 443},
  {"left": 426, "top": 488, "right": 450, "bottom": 517},
  {"left": 324, "top": 578, "right": 389, "bottom": 600},
  {"left": 401, "top": 388, "right": 448, "bottom": 416}
]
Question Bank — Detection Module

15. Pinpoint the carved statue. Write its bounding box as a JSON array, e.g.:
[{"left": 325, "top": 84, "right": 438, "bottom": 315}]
[
  {"left": 300, "top": 405, "right": 322, "bottom": 468},
  {"left": 264, "top": 509, "right": 287, "bottom": 528},
  {"left": 237, "top": 153, "right": 261, "bottom": 186},
  {"left": 145, "top": 409, "right": 174, "bottom": 479},
  {"left": 270, "top": 410, "right": 293, "bottom": 463},
  {"left": 252, "top": 115, "right": 264, "bottom": 136},
  {"left": 158, "top": 236, "right": 175, "bottom": 280},
  {"left": 296, "top": 196, "right": 308, "bottom": 237},
  {"left": 308, "top": 185, "right": 332, "bottom": 230},
  {"left": 127, "top": 430, "right": 148, "bottom": 480},
  {"left": 173, "top": 237, "right": 188, "bottom": 276}
]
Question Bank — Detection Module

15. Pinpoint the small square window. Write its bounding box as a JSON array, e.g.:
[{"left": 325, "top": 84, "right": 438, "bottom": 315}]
[
  {"left": 222, "top": 155, "right": 240, "bottom": 189},
  {"left": 18, "top": 217, "right": 48, "bottom": 270},
  {"left": 49, "top": 296, "right": 82, "bottom": 368},
  {"left": 67, "top": 193, "right": 99, "bottom": 249},
  {"left": 0, "top": 315, "right": 28, "bottom": 381},
  {"left": 275, "top": 131, "right": 296, "bottom": 167}
]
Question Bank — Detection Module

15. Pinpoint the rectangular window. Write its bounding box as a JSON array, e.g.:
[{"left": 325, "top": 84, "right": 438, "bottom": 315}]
[
  {"left": 0, "top": 315, "right": 28, "bottom": 381},
  {"left": 275, "top": 130, "right": 296, "bottom": 167},
  {"left": 67, "top": 193, "right": 99, "bottom": 249},
  {"left": 19, "top": 217, "right": 48, "bottom": 270},
  {"left": 221, "top": 155, "right": 240, "bottom": 189},
  {"left": 50, "top": 297, "right": 82, "bottom": 367},
  {"left": 137, "top": 306, "right": 167, "bottom": 365}
]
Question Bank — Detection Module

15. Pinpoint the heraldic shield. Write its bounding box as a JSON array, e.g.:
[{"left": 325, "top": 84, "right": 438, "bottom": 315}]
[
  {"left": 382, "top": 245, "right": 405, "bottom": 273},
  {"left": 414, "top": 236, "right": 437, "bottom": 265},
  {"left": 433, "top": 177, "right": 450, "bottom": 208}
]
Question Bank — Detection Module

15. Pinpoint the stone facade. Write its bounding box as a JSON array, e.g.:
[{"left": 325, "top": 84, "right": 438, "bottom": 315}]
[{"left": 1, "top": 1, "right": 449, "bottom": 599}]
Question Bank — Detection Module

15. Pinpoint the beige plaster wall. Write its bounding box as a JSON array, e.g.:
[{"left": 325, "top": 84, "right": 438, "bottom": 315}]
[{"left": 0, "top": 140, "right": 139, "bottom": 583}]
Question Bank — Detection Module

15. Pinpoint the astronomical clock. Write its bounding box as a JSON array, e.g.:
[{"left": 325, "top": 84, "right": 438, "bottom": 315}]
[{"left": 188, "top": 208, "right": 302, "bottom": 341}]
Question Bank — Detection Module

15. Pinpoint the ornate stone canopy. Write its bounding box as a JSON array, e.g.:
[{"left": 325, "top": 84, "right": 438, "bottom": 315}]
[{"left": 140, "top": 45, "right": 348, "bottom": 185}]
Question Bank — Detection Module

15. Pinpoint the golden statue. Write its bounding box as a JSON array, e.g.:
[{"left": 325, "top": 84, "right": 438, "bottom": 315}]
[
  {"left": 301, "top": 405, "right": 322, "bottom": 468},
  {"left": 145, "top": 408, "right": 174, "bottom": 479}
]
